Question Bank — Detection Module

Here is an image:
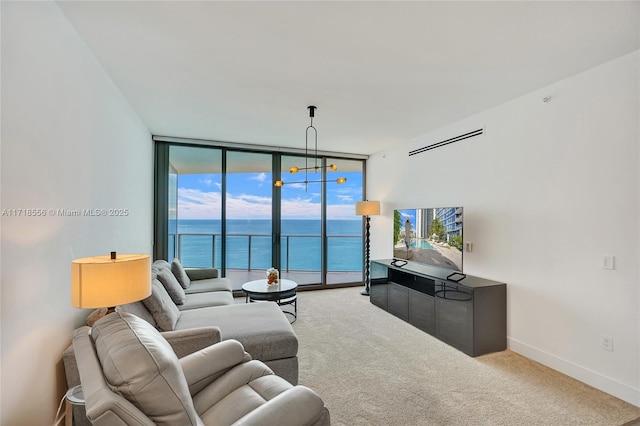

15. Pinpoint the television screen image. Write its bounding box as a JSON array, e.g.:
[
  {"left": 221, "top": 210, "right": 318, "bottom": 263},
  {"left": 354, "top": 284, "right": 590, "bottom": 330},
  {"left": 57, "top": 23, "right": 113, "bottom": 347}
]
[{"left": 393, "top": 207, "right": 463, "bottom": 272}]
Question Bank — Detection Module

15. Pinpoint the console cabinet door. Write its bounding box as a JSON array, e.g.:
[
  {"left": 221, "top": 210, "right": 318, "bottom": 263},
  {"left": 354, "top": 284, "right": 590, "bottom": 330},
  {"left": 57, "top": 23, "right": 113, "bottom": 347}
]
[
  {"left": 387, "top": 282, "right": 409, "bottom": 321},
  {"left": 435, "top": 282, "right": 473, "bottom": 355},
  {"left": 408, "top": 289, "right": 435, "bottom": 334},
  {"left": 370, "top": 282, "right": 388, "bottom": 310}
]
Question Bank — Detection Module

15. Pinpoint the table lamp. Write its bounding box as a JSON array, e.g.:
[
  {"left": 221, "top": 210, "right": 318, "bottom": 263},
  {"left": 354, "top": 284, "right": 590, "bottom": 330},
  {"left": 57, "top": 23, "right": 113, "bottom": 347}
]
[
  {"left": 71, "top": 252, "right": 151, "bottom": 326},
  {"left": 355, "top": 200, "right": 380, "bottom": 296}
]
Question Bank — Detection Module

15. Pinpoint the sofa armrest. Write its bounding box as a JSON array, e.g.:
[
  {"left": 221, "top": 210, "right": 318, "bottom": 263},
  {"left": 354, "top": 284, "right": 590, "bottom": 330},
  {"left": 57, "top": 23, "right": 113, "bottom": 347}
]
[
  {"left": 180, "top": 340, "right": 251, "bottom": 395},
  {"left": 180, "top": 339, "right": 251, "bottom": 395},
  {"left": 233, "top": 385, "right": 327, "bottom": 426},
  {"left": 161, "top": 326, "right": 222, "bottom": 359},
  {"left": 185, "top": 267, "right": 219, "bottom": 280}
]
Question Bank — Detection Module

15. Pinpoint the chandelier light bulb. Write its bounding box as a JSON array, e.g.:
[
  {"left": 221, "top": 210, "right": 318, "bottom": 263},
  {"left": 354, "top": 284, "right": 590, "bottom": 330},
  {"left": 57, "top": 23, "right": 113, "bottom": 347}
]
[
  {"left": 336, "top": 177, "right": 347, "bottom": 184},
  {"left": 274, "top": 180, "right": 284, "bottom": 187},
  {"left": 329, "top": 164, "right": 337, "bottom": 171},
  {"left": 289, "top": 167, "right": 299, "bottom": 174}
]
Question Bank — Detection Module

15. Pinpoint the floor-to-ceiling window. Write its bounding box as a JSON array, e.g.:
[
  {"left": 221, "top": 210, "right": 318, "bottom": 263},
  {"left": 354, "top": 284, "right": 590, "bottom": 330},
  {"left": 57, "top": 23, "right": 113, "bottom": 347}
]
[
  {"left": 325, "top": 157, "right": 363, "bottom": 285},
  {"left": 224, "top": 151, "right": 273, "bottom": 286},
  {"left": 167, "top": 145, "right": 222, "bottom": 268},
  {"left": 155, "top": 139, "right": 365, "bottom": 291},
  {"left": 279, "top": 154, "right": 323, "bottom": 285}
]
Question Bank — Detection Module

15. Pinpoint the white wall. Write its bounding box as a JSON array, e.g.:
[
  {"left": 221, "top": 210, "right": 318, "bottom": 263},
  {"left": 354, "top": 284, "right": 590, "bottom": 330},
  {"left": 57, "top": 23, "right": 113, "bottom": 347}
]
[
  {"left": 367, "top": 51, "right": 640, "bottom": 406},
  {"left": 1, "top": 2, "right": 152, "bottom": 424}
]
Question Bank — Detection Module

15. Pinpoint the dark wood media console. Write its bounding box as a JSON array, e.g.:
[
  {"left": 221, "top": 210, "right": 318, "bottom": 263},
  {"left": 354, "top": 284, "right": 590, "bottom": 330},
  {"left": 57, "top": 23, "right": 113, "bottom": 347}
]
[{"left": 370, "top": 259, "right": 506, "bottom": 356}]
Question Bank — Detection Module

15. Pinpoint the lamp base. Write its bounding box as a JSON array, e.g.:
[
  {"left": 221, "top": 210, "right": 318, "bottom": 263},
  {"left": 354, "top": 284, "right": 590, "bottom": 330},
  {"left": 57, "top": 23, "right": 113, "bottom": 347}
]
[{"left": 86, "top": 307, "right": 116, "bottom": 327}]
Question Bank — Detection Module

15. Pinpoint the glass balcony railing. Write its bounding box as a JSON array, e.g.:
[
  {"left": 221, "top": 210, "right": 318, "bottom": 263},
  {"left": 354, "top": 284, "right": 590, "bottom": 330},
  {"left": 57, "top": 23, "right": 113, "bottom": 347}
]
[{"left": 170, "top": 232, "right": 363, "bottom": 273}]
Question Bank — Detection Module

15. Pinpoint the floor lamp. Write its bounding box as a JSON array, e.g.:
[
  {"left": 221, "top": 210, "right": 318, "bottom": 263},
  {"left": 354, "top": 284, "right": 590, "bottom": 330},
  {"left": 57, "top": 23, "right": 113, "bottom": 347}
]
[{"left": 355, "top": 200, "right": 380, "bottom": 296}]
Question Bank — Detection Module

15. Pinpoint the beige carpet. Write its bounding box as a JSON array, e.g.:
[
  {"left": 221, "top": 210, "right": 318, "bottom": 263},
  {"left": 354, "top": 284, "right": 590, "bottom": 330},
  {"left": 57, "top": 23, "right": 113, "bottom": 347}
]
[{"left": 289, "top": 287, "right": 640, "bottom": 426}]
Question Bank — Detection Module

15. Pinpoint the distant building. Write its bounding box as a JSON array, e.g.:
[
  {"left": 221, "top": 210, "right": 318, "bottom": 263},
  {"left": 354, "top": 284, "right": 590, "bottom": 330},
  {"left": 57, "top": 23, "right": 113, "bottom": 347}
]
[
  {"left": 415, "top": 208, "right": 433, "bottom": 239},
  {"left": 435, "top": 207, "right": 463, "bottom": 242}
]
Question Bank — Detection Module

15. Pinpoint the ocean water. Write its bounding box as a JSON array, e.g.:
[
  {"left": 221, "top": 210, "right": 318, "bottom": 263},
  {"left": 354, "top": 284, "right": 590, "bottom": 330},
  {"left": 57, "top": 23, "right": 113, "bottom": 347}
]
[{"left": 170, "top": 219, "right": 363, "bottom": 271}]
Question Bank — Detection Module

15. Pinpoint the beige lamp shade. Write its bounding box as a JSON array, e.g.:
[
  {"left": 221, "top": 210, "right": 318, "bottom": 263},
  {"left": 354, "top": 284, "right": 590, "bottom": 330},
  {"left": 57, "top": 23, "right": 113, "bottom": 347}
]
[
  {"left": 355, "top": 200, "right": 381, "bottom": 216},
  {"left": 71, "top": 253, "right": 151, "bottom": 308}
]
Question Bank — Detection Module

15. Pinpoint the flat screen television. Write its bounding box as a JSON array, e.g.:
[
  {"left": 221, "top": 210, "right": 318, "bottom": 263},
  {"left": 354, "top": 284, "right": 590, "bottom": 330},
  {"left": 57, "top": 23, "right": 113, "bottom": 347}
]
[{"left": 393, "top": 207, "right": 463, "bottom": 273}]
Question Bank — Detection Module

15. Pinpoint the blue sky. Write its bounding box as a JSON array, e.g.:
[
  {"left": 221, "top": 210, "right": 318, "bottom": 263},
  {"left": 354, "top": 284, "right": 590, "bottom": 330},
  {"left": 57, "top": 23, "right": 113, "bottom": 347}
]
[
  {"left": 177, "top": 171, "right": 363, "bottom": 220},
  {"left": 397, "top": 208, "right": 417, "bottom": 229}
]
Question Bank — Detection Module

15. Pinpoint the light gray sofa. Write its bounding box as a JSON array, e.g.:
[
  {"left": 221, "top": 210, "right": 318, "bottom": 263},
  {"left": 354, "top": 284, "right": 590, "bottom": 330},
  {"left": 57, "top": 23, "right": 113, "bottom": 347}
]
[
  {"left": 154, "top": 259, "right": 235, "bottom": 309},
  {"left": 64, "top": 259, "right": 301, "bottom": 425},
  {"left": 120, "top": 259, "right": 299, "bottom": 384},
  {"left": 72, "top": 311, "right": 330, "bottom": 425}
]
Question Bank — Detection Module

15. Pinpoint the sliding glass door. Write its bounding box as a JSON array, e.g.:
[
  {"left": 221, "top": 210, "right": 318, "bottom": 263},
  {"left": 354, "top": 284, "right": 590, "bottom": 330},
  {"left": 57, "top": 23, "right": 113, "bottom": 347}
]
[
  {"left": 279, "top": 155, "right": 322, "bottom": 285},
  {"left": 155, "top": 141, "right": 365, "bottom": 291},
  {"left": 224, "top": 151, "right": 273, "bottom": 286},
  {"left": 167, "top": 145, "right": 222, "bottom": 269},
  {"left": 325, "top": 157, "right": 363, "bottom": 285}
]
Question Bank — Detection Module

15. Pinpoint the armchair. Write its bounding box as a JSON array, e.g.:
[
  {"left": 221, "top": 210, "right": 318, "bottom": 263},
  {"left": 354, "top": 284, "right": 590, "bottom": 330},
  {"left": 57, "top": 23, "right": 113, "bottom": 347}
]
[{"left": 72, "top": 312, "right": 330, "bottom": 425}]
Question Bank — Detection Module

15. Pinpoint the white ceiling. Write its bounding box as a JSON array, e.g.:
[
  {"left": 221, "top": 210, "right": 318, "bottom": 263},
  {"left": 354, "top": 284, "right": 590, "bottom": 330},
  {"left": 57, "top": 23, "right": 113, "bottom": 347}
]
[{"left": 56, "top": 1, "right": 640, "bottom": 156}]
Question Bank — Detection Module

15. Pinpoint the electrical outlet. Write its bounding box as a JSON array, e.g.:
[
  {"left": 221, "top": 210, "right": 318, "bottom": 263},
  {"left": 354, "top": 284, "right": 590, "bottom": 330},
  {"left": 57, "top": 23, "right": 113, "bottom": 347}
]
[
  {"left": 602, "top": 255, "right": 615, "bottom": 270},
  {"left": 601, "top": 335, "right": 614, "bottom": 352},
  {"left": 465, "top": 242, "right": 473, "bottom": 252}
]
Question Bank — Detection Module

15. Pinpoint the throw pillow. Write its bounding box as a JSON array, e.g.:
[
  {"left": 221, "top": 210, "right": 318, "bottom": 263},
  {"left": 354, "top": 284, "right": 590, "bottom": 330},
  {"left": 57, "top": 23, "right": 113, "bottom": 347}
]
[
  {"left": 171, "top": 258, "right": 191, "bottom": 289},
  {"left": 91, "top": 312, "right": 199, "bottom": 426},
  {"left": 157, "top": 268, "right": 186, "bottom": 305},
  {"left": 153, "top": 259, "right": 172, "bottom": 271},
  {"left": 142, "top": 279, "right": 181, "bottom": 331}
]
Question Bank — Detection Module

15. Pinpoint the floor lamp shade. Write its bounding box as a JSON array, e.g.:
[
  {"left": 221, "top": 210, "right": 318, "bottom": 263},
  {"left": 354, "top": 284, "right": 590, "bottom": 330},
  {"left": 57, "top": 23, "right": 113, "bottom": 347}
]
[
  {"left": 71, "top": 253, "right": 151, "bottom": 309},
  {"left": 355, "top": 201, "right": 380, "bottom": 216}
]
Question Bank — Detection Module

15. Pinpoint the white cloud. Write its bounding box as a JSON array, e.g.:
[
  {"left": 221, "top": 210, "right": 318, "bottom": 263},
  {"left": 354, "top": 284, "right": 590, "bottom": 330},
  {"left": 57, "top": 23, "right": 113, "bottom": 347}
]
[
  {"left": 250, "top": 172, "right": 267, "bottom": 182},
  {"left": 177, "top": 188, "right": 222, "bottom": 219},
  {"left": 236, "top": 193, "right": 271, "bottom": 204},
  {"left": 177, "top": 188, "right": 359, "bottom": 220},
  {"left": 287, "top": 183, "right": 308, "bottom": 191}
]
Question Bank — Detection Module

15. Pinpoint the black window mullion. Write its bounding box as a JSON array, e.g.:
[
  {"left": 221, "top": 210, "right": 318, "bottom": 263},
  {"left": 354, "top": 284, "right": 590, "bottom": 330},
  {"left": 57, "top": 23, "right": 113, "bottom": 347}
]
[
  {"left": 220, "top": 148, "right": 227, "bottom": 276},
  {"left": 272, "top": 153, "right": 282, "bottom": 271},
  {"left": 321, "top": 157, "right": 328, "bottom": 286},
  {"left": 154, "top": 141, "right": 170, "bottom": 261}
]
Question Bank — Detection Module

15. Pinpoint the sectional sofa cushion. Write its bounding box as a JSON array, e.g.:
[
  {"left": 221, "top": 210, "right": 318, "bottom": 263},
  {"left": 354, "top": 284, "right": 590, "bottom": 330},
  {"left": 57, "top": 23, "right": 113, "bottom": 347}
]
[
  {"left": 184, "top": 276, "right": 233, "bottom": 294},
  {"left": 143, "top": 279, "right": 180, "bottom": 331},
  {"left": 90, "top": 312, "right": 200, "bottom": 426},
  {"left": 177, "top": 291, "right": 234, "bottom": 310},
  {"left": 171, "top": 258, "right": 191, "bottom": 289},
  {"left": 157, "top": 268, "right": 186, "bottom": 305},
  {"left": 175, "top": 302, "right": 298, "bottom": 363}
]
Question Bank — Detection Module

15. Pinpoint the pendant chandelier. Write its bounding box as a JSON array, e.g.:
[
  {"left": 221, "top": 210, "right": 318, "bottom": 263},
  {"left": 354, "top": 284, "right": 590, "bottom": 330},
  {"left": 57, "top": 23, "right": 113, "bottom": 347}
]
[{"left": 274, "top": 106, "right": 347, "bottom": 191}]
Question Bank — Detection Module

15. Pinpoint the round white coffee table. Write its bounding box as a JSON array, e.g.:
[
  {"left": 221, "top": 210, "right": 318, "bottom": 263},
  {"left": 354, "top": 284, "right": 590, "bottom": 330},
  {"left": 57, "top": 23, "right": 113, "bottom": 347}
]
[{"left": 241, "top": 279, "right": 298, "bottom": 323}]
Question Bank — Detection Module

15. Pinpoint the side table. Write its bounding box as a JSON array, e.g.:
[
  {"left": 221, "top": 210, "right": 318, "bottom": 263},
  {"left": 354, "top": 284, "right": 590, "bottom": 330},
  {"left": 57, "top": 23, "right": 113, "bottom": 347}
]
[
  {"left": 242, "top": 279, "right": 298, "bottom": 323},
  {"left": 65, "top": 385, "right": 85, "bottom": 426}
]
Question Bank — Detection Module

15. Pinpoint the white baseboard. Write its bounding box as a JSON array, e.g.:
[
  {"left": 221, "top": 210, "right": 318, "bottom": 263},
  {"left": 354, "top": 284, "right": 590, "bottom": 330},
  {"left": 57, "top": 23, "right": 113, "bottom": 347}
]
[{"left": 508, "top": 337, "right": 640, "bottom": 408}]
